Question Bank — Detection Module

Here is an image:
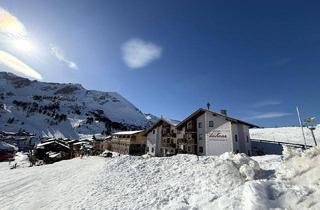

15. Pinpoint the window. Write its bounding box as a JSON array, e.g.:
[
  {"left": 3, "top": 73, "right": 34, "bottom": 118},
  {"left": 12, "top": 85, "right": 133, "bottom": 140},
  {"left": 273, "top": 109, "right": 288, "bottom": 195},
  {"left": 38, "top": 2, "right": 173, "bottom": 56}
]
[
  {"left": 199, "top": 146, "right": 203, "bottom": 153},
  {"left": 151, "top": 147, "right": 154, "bottom": 153},
  {"left": 153, "top": 130, "right": 155, "bottom": 134},
  {"left": 198, "top": 122, "right": 202, "bottom": 128},
  {"left": 187, "top": 121, "right": 192, "bottom": 129},
  {"left": 199, "top": 134, "right": 203, "bottom": 141},
  {"left": 209, "top": 121, "right": 214, "bottom": 127},
  {"left": 235, "top": 134, "right": 238, "bottom": 142},
  {"left": 187, "top": 146, "right": 191, "bottom": 152},
  {"left": 246, "top": 136, "right": 249, "bottom": 143}
]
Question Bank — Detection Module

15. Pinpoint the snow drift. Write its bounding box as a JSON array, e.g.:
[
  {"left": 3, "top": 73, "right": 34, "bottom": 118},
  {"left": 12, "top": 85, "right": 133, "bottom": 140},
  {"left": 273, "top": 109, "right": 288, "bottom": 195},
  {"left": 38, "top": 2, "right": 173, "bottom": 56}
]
[{"left": 1, "top": 147, "right": 320, "bottom": 209}]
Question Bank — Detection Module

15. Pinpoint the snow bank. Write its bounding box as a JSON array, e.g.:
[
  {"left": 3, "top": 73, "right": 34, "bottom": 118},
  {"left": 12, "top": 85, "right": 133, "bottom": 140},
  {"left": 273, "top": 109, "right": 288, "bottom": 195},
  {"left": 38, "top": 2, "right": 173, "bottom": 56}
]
[
  {"left": 75, "top": 154, "right": 262, "bottom": 210},
  {"left": 220, "top": 152, "right": 261, "bottom": 180},
  {"left": 242, "top": 146, "right": 320, "bottom": 210},
  {"left": 273, "top": 146, "right": 320, "bottom": 209},
  {"left": 0, "top": 153, "right": 263, "bottom": 209},
  {"left": 1, "top": 147, "right": 320, "bottom": 210}
]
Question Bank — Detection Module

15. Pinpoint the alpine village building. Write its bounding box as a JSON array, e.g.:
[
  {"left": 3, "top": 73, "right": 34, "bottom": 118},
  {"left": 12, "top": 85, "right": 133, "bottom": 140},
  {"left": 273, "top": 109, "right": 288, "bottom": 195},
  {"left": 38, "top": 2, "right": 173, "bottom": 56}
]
[
  {"left": 145, "top": 108, "right": 258, "bottom": 157},
  {"left": 145, "top": 118, "right": 181, "bottom": 157},
  {"left": 111, "top": 130, "right": 147, "bottom": 155}
]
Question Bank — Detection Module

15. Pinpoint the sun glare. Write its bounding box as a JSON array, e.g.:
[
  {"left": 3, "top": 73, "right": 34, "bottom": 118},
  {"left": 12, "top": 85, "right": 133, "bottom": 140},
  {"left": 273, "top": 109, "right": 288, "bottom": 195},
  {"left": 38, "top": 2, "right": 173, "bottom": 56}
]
[{"left": 13, "top": 38, "right": 36, "bottom": 53}]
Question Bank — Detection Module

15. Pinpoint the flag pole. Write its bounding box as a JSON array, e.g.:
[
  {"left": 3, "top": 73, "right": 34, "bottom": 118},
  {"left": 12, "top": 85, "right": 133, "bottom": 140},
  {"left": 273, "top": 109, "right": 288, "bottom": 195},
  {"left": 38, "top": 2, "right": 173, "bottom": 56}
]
[{"left": 296, "top": 106, "right": 307, "bottom": 148}]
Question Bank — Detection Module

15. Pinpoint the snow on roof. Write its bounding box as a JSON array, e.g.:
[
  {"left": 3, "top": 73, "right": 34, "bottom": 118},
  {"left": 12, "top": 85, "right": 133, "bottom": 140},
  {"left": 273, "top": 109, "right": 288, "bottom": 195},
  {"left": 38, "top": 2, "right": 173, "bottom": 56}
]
[
  {"left": 165, "top": 118, "right": 180, "bottom": 126},
  {"left": 113, "top": 130, "right": 144, "bottom": 135},
  {"left": 145, "top": 118, "right": 180, "bottom": 135},
  {"left": 37, "top": 141, "right": 70, "bottom": 149},
  {"left": 73, "top": 142, "right": 87, "bottom": 145},
  {"left": 176, "top": 108, "right": 259, "bottom": 129},
  {"left": 0, "top": 141, "right": 17, "bottom": 152},
  {"left": 0, "top": 131, "right": 35, "bottom": 136}
]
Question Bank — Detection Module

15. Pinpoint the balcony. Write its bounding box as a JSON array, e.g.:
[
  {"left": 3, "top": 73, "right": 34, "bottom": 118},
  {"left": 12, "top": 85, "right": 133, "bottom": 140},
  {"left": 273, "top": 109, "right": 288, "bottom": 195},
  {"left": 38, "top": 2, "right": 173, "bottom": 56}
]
[
  {"left": 160, "top": 142, "right": 177, "bottom": 148},
  {"left": 162, "top": 133, "right": 176, "bottom": 138},
  {"left": 178, "top": 140, "right": 194, "bottom": 144}
]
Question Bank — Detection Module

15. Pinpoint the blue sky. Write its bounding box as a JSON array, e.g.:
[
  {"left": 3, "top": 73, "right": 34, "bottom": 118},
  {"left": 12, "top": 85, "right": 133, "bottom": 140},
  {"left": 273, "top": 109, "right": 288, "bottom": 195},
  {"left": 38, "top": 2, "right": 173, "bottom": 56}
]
[{"left": 0, "top": 0, "right": 319, "bottom": 127}]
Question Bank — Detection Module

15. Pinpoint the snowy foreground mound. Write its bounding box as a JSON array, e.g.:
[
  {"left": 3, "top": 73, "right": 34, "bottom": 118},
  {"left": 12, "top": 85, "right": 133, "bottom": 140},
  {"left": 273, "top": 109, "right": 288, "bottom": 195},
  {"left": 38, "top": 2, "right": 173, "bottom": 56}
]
[{"left": 1, "top": 147, "right": 320, "bottom": 210}]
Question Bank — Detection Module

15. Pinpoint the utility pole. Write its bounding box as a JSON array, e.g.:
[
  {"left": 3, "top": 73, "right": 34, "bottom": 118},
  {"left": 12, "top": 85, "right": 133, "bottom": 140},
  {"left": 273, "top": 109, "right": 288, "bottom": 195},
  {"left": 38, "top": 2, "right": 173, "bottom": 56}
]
[
  {"left": 309, "top": 127, "right": 317, "bottom": 146},
  {"left": 296, "top": 106, "right": 307, "bottom": 148},
  {"left": 304, "top": 117, "right": 318, "bottom": 146}
]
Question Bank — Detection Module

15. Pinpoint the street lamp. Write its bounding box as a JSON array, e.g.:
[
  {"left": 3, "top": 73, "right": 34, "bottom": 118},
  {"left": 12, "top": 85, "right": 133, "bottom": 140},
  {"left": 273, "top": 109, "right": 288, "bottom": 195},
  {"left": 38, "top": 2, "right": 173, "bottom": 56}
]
[{"left": 304, "top": 117, "right": 318, "bottom": 146}]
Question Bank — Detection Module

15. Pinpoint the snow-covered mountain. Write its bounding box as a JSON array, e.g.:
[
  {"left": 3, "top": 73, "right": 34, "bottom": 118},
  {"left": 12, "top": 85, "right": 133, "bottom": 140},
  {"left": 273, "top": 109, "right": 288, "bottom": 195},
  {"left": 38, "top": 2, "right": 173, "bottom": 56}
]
[
  {"left": 0, "top": 72, "right": 151, "bottom": 139},
  {"left": 144, "top": 113, "right": 159, "bottom": 124}
]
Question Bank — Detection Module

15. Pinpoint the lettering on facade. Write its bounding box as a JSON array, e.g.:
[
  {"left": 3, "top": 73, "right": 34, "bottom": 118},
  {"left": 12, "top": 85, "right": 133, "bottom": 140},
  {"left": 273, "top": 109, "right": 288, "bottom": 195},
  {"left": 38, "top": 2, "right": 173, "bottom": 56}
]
[{"left": 208, "top": 130, "right": 228, "bottom": 141}]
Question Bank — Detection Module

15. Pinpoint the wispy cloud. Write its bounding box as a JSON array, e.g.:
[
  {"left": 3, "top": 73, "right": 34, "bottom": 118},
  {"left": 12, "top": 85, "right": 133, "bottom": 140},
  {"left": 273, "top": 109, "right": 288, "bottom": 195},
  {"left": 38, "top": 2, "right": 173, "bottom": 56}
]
[
  {"left": 0, "top": 50, "right": 42, "bottom": 80},
  {"left": 249, "top": 112, "right": 292, "bottom": 119},
  {"left": 252, "top": 100, "right": 282, "bottom": 108},
  {"left": 1, "top": 7, "right": 78, "bottom": 73},
  {"left": 273, "top": 57, "right": 292, "bottom": 66},
  {"left": 0, "top": 7, "right": 42, "bottom": 79},
  {"left": 50, "top": 45, "right": 78, "bottom": 70},
  {"left": 0, "top": 6, "right": 27, "bottom": 38},
  {"left": 122, "top": 38, "right": 162, "bottom": 69}
]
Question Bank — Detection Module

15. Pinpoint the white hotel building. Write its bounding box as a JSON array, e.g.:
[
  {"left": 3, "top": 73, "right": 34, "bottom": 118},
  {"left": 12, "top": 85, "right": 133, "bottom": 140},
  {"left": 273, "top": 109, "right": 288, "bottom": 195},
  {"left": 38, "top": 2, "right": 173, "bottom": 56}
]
[{"left": 146, "top": 108, "right": 258, "bottom": 156}]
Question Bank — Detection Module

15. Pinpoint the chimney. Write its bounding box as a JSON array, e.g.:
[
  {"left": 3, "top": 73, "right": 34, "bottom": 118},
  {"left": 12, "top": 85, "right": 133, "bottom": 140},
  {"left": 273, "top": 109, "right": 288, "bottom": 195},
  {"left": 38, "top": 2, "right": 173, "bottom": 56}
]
[{"left": 220, "top": 109, "right": 227, "bottom": 116}]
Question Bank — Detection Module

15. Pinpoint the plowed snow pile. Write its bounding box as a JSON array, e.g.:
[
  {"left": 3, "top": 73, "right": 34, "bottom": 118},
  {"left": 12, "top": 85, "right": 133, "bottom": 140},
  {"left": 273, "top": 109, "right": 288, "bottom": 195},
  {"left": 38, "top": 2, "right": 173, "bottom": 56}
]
[{"left": 0, "top": 146, "right": 320, "bottom": 210}]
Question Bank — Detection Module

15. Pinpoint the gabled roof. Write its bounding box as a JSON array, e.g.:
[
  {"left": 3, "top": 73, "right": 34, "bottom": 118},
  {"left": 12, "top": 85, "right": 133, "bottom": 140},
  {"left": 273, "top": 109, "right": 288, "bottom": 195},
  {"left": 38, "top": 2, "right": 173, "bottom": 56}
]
[
  {"left": 112, "top": 130, "right": 144, "bottom": 135},
  {"left": 176, "top": 108, "right": 259, "bottom": 129},
  {"left": 37, "top": 140, "right": 70, "bottom": 150},
  {"left": 145, "top": 117, "right": 180, "bottom": 135}
]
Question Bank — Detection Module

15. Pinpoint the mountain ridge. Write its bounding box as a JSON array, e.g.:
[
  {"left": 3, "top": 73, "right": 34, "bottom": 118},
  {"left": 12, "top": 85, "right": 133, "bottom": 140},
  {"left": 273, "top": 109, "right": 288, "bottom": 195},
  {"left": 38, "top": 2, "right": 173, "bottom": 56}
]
[{"left": 0, "top": 71, "right": 152, "bottom": 139}]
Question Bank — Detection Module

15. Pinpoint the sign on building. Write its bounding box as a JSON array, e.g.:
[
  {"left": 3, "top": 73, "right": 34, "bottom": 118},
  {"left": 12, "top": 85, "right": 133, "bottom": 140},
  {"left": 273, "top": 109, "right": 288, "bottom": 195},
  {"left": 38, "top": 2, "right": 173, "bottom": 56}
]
[{"left": 208, "top": 130, "right": 230, "bottom": 141}]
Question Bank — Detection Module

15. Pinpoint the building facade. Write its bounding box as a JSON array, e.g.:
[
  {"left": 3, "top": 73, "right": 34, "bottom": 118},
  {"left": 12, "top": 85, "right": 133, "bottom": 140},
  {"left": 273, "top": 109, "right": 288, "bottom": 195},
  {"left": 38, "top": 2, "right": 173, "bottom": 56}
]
[
  {"left": 92, "top": 135, "right": 112, "bottom": 154},
  {"left": 176, "top": 108, "right": 257, "bottom": 156},
  {"left": 0, "top": 131, "right": 38, "bottom": 152},
  {"left": 145, "top": 118, "right": 180, "bottom": 157},
  {"left": 111, "top": 130, "right": 146, "bottom": 155}
]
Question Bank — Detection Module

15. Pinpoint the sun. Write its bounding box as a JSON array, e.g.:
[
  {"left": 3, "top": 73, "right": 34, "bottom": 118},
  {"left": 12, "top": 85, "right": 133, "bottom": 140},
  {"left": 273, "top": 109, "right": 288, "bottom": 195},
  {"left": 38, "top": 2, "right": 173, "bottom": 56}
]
[{"left": 13, "top": 38, "right": 36, "bottom": 53}]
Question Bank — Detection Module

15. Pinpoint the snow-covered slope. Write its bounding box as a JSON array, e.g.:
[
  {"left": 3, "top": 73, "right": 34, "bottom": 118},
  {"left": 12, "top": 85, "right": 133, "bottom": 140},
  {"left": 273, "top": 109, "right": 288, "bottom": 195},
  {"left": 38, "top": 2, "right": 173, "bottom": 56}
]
[
  {"left": 1, "top": 147, "right": 320, "bottom": 209},
  {"left": 0, "top": 72, "right": 151, "bottom": 138},
  {"left": 250, "top": 126, "right": 320, "bottom": 146},
  {"left": 144, "top": 113, "right": 159, "bottom": 124}
]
